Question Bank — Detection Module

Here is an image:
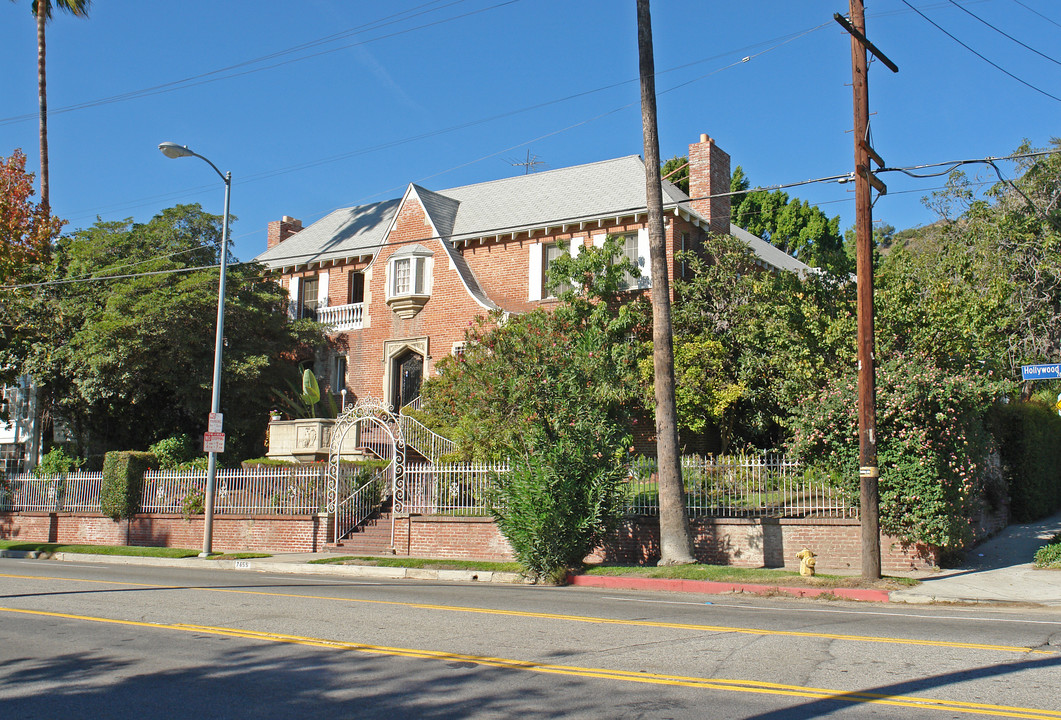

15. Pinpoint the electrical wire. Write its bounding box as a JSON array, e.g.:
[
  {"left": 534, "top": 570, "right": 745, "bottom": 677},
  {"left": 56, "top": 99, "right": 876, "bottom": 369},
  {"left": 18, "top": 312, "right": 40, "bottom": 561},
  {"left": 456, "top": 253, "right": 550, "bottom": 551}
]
[
  {"left": 1010, "top": 0, "right": 1061, "bottom": 31},
  {"left": 945, "top": 0, "right": 1061, "bottom": 67},
  {"left": 0, "top": 0, "right": 518, "bottom": 127},
  {"left": 7, "top": 150, "right": 1054, "bottom": 291},
  {"left": 899, "top": 0, "right": 1061, "bottom": 103}
]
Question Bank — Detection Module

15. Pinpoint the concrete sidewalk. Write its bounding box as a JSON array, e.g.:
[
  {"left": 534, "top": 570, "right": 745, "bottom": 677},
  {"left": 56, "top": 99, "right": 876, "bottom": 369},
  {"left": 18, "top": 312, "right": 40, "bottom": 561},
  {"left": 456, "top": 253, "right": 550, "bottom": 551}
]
[
  {"left": 6, "top": 511, "right": 1061, "bottom": 606},
  {"left": 889, "top": 511, "right": 1061, "bottom": 606}
]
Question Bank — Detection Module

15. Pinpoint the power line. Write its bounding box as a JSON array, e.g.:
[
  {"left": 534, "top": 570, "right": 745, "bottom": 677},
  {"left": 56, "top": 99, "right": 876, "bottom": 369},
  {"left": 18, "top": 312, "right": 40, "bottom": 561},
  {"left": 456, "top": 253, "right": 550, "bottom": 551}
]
[
  {"left": 0, "top": 0, "right": 520, "bottom": 127},
  {"left": 945, "top": 0, "right": 1061, "bottom": 67},
  {"left": 8, "top": 150, "right": 1056, "bottom": 291},
  {"left": 899, "top": 0, "right": 1061, "bottom": 103},
  {"left": 1010, "top": 0, "right": 1061, "bottom": 31}
]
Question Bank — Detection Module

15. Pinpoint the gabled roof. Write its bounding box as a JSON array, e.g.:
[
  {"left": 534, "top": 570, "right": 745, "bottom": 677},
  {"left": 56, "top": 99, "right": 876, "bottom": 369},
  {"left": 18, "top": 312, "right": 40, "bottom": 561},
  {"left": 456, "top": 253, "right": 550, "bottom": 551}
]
[
  {"left": 255, "top": 198, "right": 400, "bottom": 271},
  {"left": 254, "top": 154, "right": 811, "bottom": 277}
]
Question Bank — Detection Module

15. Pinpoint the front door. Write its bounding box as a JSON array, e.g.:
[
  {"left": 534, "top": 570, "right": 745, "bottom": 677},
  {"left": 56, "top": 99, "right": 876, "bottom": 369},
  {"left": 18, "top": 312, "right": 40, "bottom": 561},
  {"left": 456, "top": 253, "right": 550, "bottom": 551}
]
[{"left": 391, "top": 350, "right": 423, "bottom": 410}]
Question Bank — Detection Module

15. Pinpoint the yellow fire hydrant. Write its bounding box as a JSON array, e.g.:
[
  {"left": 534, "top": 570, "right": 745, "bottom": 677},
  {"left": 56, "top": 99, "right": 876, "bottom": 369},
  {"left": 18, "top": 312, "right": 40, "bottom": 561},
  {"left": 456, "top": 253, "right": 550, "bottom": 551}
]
[{"left": 796, "top": 548, "right": 817, "bottom": 577}]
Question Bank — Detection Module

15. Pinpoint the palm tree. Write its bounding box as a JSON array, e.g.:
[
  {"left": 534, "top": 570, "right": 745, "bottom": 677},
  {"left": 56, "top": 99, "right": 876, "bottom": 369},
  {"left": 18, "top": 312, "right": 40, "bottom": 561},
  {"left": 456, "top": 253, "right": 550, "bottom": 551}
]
[{"left": 13, "top": 0, "right": 92, "bottom": 211}]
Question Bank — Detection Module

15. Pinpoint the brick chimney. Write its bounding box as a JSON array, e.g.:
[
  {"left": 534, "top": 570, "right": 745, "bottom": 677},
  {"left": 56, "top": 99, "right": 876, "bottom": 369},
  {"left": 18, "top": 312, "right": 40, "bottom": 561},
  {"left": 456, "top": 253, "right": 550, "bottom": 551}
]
[
  {"left": 687, "top": 133, "right": 731, "bottom": 235},
  {"left": 267, "top": 216, "right": 303, "bottom": 250}
]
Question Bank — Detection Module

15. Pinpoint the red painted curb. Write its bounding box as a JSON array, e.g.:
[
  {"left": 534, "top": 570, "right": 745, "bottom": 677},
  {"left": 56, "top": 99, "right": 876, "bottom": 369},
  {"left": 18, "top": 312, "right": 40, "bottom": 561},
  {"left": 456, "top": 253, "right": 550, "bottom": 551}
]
[{"left": 567, "top": 574, "right": 891, "bottom": 603}]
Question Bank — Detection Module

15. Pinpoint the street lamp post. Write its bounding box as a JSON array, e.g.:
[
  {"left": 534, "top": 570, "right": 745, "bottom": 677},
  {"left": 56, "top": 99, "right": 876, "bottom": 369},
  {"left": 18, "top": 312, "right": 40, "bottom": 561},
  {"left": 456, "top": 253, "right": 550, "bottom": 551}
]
[{"left": 158, "top": 141, "right": 230, "bottom": 558}]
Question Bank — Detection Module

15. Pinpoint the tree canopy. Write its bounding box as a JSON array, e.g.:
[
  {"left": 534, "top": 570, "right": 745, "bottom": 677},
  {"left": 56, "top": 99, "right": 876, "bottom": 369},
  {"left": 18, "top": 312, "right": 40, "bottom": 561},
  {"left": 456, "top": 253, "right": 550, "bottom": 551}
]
[{"left": 4, "top": 203, "right": 327, "bottom": 460}]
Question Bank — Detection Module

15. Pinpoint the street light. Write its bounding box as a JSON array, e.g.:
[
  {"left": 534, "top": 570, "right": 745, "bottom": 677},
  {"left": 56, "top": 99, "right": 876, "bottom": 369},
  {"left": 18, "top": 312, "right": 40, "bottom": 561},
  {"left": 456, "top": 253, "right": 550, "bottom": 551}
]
[{"left": 158, "top": 141, "right": 231, "bottom": 558}]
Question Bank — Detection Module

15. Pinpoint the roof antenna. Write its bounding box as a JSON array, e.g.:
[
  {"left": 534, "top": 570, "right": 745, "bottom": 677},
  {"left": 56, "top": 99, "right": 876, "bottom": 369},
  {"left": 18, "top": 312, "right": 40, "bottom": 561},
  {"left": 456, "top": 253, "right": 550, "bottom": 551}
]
[{"left": 506, "top": 149, "right": 546, "bottom": 175}]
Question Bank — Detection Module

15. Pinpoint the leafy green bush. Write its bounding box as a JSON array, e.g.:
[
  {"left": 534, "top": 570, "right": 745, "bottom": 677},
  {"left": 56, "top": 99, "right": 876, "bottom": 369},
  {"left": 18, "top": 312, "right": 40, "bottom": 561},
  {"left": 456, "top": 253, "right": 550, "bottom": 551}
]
[
  {"left": 100, "top": 451, "right": 156, "bottom": 520},
  {"left": 788, "top": 352, "right": 1003, "bottom": 549},
  {"left": 988, "top": 401, "right": 1061, "bottom": 522},
  {"left": 1034, "top": 532, "right": 1061, "bottom": 568},
  {"left": 493, "top": 432, "right": 629, "bottom": 584},
  {"left": 148, "top": 435, "right": 197, "bottom": 469},
  {"left": 33, "top": 447, "right": 83, "bottom": 477}
]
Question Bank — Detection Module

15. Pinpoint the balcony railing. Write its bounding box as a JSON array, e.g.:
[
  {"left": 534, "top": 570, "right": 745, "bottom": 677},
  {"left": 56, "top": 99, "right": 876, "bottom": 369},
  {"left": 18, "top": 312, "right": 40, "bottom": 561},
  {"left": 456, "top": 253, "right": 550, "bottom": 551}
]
[{"left": 316, "top": 302, "right": 364, "bottom": 331}]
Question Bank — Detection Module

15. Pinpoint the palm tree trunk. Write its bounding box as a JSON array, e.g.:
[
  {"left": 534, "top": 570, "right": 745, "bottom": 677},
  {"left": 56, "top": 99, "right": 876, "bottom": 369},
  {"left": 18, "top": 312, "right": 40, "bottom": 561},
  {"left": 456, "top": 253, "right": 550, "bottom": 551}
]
[
  {"left": 636, "top": 0, "right": 695, "bottom": 566},
  {"left": 37, "top": 0, "right": 49, "bottom": 211}
]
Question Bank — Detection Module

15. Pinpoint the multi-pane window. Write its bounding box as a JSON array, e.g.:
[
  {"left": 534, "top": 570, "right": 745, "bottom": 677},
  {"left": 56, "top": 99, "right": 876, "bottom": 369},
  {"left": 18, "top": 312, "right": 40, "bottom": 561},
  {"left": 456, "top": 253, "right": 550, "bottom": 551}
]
[
  {"left": 543, "top": 242, "right": 572, "bottom": 297},
  {"left": 301, "top": 276, "right": 320, "bottom": 319},
  {"left": 390, "top": 256, "right": 427, "bottom": 297},
  {"left": 620, "top": 233, "right": 639, "bottom": 290}
]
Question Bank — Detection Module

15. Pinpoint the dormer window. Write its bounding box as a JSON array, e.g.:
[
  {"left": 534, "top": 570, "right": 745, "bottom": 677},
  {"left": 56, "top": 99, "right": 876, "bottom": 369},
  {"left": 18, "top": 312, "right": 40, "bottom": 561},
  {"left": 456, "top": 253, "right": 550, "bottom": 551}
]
[{"left": 387, "top": 244, "right": 433, "bottom": 319}]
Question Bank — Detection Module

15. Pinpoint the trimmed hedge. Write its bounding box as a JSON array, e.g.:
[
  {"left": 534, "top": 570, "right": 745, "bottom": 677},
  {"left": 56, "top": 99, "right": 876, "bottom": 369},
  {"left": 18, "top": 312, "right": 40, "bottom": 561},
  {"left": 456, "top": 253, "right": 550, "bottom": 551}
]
[
  {"left": 100, "top": 451, "right": 156, "bottom": 520},
  {"left": 989, "top": 402, "right": 1061, "bottom": 522}
]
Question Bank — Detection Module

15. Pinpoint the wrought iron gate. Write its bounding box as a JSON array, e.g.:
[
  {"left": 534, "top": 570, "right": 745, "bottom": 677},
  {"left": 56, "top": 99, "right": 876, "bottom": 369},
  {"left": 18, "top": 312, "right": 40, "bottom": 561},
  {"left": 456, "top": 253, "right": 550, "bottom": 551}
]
[{"left": 327, "top": 397, "right": 406, "bottom": 546}]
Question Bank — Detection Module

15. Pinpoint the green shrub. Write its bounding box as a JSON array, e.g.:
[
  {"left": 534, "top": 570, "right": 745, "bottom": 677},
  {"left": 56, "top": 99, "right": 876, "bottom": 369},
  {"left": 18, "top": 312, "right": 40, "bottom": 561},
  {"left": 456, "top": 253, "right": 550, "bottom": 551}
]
[
  {"left": 1034, "top": 532, "right": 1061, "bottom": 568},
  {"left": 788, "top": 352, "right": 1003, "bottom": 550},
  {"left": 33, "top": 447, "right": 83, "bottom": 477},
  {"left": 148, "top": 435, "right": 197, "bottom": 469},
  {"left": 100, "top": 451, "right": 156, "bottom": 520},
  {"left": 988, "top": 402, "right": 1061, "bottom": 522}
]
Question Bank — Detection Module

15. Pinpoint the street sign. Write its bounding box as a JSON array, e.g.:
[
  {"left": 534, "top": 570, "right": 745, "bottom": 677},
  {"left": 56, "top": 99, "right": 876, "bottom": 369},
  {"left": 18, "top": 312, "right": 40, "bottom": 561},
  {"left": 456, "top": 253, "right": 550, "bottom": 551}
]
[
  {"left": 207, "top": 412, "right": 224, "bottom": 433},
  {"left": 203, "top": 432, "right": 225, "bottom": 453},
  {"left": 1021, "top": 364, "right": 1061, "bottom": 381}
]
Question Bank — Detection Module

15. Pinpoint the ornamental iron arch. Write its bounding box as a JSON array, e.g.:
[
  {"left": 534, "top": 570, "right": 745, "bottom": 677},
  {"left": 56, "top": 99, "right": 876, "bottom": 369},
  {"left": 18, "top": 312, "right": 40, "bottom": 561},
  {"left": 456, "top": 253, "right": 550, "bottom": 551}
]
[{"left": 328, "top": 395, "right": 406, "bottom": 546}]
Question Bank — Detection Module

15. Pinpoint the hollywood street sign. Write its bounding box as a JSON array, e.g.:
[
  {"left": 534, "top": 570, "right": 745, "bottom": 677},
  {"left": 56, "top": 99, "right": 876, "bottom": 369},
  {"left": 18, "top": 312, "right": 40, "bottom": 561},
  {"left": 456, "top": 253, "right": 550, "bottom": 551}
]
[{"left": 1021, "top": 363, "right": 1061, "bottom": 381}]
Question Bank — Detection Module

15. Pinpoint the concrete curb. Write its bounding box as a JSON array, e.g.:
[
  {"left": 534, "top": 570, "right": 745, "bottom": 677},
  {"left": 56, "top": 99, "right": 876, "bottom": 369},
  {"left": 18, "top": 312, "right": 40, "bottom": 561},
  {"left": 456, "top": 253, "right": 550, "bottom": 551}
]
[
  {"left": 43, "top": 552, "right": 525, "bottom": 585},
  {"left": 567, "top": 573, "right": 893, "bottom": 602}
]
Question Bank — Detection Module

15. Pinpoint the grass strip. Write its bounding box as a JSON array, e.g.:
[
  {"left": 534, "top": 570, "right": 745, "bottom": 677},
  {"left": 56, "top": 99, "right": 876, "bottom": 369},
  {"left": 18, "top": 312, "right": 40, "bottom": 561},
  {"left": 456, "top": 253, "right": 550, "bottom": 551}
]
[{"left": 0, "top": 540, "right": 271, "bottom": 560}]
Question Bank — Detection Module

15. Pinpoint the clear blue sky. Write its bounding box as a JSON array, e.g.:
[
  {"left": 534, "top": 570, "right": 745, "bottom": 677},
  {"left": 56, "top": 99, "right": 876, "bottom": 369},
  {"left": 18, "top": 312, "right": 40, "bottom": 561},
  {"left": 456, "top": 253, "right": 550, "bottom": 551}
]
[{"left": 1, "top": 0, "right": 1057, "bottom": 263}]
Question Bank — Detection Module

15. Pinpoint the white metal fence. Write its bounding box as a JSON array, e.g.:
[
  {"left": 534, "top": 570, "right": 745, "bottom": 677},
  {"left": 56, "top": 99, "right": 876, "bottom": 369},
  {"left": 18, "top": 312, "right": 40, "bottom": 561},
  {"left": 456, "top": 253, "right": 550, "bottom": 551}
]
[
  {"left": 626, "top": 454, "right": 857, "bottom": 518},
  {"left": 140, "top": 466, "right": 329, "bottom": 515},
  {"left": 0, "top": 472, "right": 104, "bottom": 512},
  {"left": 0, "top": 455, "right": 856, "bottom": 520},
  {"left": 404, "top": 461, "right": 507, "bottom": 514}
]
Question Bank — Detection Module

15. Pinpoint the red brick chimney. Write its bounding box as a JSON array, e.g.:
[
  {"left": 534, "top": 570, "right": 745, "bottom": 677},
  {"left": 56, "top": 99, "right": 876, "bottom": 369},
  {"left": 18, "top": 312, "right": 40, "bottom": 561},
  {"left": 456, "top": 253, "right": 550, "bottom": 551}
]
[
  {"left": 267, "top": 216, "right": 303, "bottom": 250},
  {"left": 687, "top": 133, "right": 731, "bottom": 235}
]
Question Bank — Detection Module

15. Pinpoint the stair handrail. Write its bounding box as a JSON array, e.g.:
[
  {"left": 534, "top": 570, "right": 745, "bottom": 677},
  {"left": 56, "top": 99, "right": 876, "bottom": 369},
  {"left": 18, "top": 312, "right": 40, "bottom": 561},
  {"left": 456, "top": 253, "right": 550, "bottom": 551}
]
[
  {"left": 397, "top": 409, "right": 456, "bottom": 462},
  {"left": 334, "top": 465, "right": 389, "bottom": 543}
]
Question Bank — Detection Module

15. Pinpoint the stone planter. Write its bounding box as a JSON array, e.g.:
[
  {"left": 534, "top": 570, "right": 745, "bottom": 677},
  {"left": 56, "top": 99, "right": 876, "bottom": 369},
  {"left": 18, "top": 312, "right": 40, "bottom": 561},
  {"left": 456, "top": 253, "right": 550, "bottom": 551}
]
[{"left": 266, "top": 419, "right": 361, "bottom": 463}]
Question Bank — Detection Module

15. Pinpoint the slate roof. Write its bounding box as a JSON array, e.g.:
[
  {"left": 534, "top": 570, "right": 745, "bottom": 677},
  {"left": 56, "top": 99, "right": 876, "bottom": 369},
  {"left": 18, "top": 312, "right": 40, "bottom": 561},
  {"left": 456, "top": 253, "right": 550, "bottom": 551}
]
[{"left": 254, "top": 154, "right": 811, "bottom": 277}]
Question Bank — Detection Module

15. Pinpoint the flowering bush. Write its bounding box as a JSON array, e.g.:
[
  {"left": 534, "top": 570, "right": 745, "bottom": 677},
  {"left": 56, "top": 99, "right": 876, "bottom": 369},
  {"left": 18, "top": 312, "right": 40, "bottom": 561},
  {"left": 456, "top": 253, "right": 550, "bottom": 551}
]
[{"left": 788, "top": 352, "right": 1007, "bottom": 549}]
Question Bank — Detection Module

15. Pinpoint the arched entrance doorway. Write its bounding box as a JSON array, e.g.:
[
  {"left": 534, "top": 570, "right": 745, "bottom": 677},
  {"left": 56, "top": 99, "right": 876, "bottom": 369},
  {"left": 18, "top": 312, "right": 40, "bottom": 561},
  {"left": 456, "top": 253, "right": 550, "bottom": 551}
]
[{"left": 391, "top": 349, "right": 423, "bottom": 410}]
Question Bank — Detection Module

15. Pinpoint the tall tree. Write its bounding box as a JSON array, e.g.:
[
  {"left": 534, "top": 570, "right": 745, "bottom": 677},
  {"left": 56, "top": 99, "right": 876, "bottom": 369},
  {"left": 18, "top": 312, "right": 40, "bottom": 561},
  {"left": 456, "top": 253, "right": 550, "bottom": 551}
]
[
  {"left": 636, "top": 0, "right": 695, "bottom": 565},
  {"left": 13, "top": 0, "right": 92, "bottom": 210},
  {"left": 10, "top": 204, "right": 326, "bottom": 459}
]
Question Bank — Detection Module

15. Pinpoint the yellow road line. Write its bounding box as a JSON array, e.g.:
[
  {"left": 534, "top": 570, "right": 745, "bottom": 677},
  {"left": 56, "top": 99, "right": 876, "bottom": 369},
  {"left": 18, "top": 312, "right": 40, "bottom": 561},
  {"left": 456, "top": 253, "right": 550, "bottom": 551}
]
[
  {"left": 2, "top": 605, "right": 1059, "bottom": 720},
  {"left": 0, "top": 571, "right": 1054, "bottom": 656}
]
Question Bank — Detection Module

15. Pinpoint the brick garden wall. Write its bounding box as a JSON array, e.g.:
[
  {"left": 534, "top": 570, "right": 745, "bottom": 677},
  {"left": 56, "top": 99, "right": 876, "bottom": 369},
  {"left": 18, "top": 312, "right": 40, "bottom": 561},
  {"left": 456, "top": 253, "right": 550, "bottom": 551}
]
[
  {"left": 0, "top": 512, "right": 331, "bottom": 553},
  {"left": 1, "top": 511, "right": 938, "bottom": 572}
]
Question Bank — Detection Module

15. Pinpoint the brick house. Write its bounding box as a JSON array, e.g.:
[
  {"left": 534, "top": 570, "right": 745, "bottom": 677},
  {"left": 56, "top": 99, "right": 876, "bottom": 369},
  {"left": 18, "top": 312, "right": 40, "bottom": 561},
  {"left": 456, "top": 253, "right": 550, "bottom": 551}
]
[{"left": 254, "top": 133, "right": 809, "bottom": 411}]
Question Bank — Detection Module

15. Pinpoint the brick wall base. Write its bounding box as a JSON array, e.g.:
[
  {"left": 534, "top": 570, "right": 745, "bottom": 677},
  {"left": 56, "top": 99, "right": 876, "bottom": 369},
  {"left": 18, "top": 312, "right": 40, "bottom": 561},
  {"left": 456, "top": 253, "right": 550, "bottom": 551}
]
[
  {"left": 591, "top": 516, "right": 938, "bottom": 573},
  {"left": 0, "top": 512, "right": 332, "bottom": 554},
  {"left": 1, "top": 511, "right": 937, "bottom": 572}
]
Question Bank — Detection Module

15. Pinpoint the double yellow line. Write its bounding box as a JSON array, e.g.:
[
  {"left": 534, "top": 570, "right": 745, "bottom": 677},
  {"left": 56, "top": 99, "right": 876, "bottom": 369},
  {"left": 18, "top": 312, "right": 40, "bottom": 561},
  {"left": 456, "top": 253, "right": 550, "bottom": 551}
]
[{"left": 2, "top": 605, "right": 1060, "bottom": 719}]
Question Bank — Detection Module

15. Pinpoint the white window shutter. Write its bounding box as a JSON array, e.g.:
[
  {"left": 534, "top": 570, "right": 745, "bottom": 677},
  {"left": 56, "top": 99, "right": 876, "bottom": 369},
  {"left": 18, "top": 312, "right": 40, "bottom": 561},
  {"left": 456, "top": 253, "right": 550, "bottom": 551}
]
[
  {"left": 637, "top": 228, "right": 652, "bottom": 288},
  {"left": 317, "top": 271, "right": 329, "bottom": 308},
  {"left": 570, "top": 238, "right": 582, "bottom": 258},
  {"left": 288, "top": 276, "right": 300, "bottom": 319},
  {"left": 592, "top": 233, "right": 606, "bottom": 248},
  {"left": 528, "top": 242, "right": 542, "bottom": 301}
]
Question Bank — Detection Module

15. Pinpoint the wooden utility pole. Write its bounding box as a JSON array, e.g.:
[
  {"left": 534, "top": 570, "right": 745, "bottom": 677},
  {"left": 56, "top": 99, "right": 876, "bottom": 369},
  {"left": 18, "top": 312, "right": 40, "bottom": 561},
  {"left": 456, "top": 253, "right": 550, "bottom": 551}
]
[
  {"left": 636, "top": 0, "right": 695, "bottom": 565},
  {"left": 836, "top": 1, "right": 897, "bottom": 579}
]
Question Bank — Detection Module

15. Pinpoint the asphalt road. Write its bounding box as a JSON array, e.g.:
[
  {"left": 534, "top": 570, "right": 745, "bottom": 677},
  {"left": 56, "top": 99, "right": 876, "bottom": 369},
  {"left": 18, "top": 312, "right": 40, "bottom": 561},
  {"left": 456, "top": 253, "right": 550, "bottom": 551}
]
[{"left": 1, "top": 558, "right": 1060, "bottom": 719}]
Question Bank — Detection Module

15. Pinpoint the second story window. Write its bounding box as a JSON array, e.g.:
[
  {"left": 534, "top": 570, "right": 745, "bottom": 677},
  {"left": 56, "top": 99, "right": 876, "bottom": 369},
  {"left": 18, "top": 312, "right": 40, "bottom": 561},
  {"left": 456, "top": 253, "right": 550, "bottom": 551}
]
[
  {"left": 301, "top": 276, "right": 320, "bottom": 319},
  {"left": 386, "top": 245, "right": 433, "bottom": 319},
  {"left": 348, "top": 271, "right": 365, "bottom": 304}
]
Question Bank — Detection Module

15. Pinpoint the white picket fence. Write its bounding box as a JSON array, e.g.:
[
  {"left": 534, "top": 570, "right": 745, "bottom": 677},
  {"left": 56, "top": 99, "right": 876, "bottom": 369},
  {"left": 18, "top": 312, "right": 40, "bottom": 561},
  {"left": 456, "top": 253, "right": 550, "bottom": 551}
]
[
  {"left": 0, "top": 455, "right": 856, "bottom": 519},
  {"left": 0, "top": 472, "right": 104, "bottom": 512},
  {"left": 140, "top": 466, "right": 329, "bottom": 514}
]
